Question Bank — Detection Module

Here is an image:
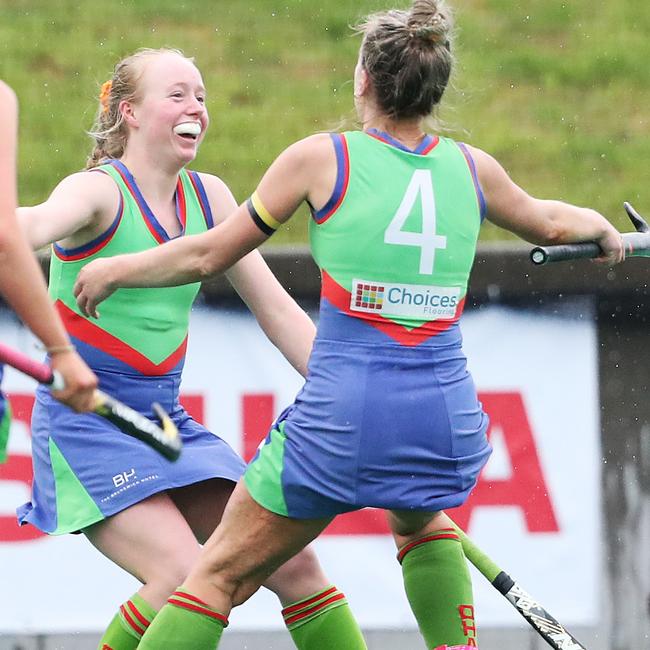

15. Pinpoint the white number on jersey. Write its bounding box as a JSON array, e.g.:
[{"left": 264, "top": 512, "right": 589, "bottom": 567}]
[{"left": 383, "top": 169, "right": 447, "bottom": 275}]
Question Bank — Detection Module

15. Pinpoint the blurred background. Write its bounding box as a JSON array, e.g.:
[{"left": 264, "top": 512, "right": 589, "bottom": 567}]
[
  {"left": 2, "top": 0, "right": 650, "bottom": 238},
  {"left": 0, "top": 1, "right": 649, "bottom": 648}
]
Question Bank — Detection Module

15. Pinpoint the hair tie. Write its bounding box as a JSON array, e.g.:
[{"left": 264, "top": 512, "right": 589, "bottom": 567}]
[
  {"left": 409, "top": 24, "right": 448, "bottom": 47},
  {"left": 99, "top": 80, "right": 112, "bottom": 113}
]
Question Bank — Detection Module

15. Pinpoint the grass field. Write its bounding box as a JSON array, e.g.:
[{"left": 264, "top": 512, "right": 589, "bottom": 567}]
[{"left": 1, "top": 0, "right": 649, "bottom": 243}]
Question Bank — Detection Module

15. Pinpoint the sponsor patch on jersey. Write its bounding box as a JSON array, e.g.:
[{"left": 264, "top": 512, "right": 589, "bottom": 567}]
[{"left": 351, "top": 278, "right": 460, "bottom": 320}]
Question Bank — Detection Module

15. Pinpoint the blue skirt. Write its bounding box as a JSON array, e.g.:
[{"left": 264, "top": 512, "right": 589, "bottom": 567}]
[
  {"left": 18, "top": 368, "right": 245, "bottom": 534},
  {"left": 245, "top": 332, "right": 492, "bottom": 519}
]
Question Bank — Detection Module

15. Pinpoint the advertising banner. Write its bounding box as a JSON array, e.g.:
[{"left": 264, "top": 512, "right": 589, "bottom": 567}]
[{"left": 0, "top": 302, "right": 600, "bottom": 633}]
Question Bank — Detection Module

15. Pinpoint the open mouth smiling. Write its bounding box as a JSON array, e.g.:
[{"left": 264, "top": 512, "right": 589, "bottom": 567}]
[{"left": 173, "top": 122, "right": 202, "bottom": 141}]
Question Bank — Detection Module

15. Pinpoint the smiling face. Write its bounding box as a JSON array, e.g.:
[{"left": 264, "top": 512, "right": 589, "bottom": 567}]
[{"left": 121, "top": 52, "right": 209, "bottom": 167}]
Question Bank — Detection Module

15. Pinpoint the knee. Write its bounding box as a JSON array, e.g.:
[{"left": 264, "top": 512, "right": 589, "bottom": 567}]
[
  {"left": 389, "top": 510, "right": 449, "bottom": 545},
  {"left": 263, "top": 547, "right": 328, "bottom": 605},
  {"left": 195, "top": 561, "right": 261, "bottom": 608},
  {"left": 142, "top": 550, "right": 199, "bottom": 594}
]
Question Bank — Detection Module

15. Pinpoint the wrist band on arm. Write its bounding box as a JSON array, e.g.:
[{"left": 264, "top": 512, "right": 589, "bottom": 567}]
[{"left": 247, "top": 191, "right": 281, "bottom": 236}]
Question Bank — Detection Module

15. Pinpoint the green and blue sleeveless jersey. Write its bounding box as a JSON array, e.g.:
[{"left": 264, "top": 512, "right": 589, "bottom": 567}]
[
  {"left": 311, "top": 129, "right": 485, "bottom": 347},
  {"left": 244, "top": 130, "right": 491, "bottom": 519},
  {"left": 49, "top": 160, "right": 214, "bottom": 375}
]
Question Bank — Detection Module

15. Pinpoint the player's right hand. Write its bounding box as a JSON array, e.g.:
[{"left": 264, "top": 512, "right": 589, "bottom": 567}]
[{"left": 50, "top": 350, "right": 98, "bottom": 412}]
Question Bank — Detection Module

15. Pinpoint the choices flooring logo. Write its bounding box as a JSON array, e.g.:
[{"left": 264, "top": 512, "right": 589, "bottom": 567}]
[
  {"left": 351, "top": 278, "right": 460, "bottom": 320},
  {"left": 354, "top": 282, "right": 385, "bottom": 311}
]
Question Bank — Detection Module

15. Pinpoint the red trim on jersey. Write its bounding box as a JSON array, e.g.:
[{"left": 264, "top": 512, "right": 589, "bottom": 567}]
[
  {"left": 316, "top": 134, "right": 350, "bottom": 224},
  {"left": 53, "top": 194, "right": 124, "bottom": 262},
  {"left": 111, "top": 163, "right": 166, "bottom": 244},
  {"left": 187, "top": 171, "right": 213, "bottom": 228},
  {"left": 176, "top": 176, "right": 187, "bottom": 233},
  {"left": 283, "top": 593, "right": 346, "bottom": 626},
  {"left": 321, "top": 271, "right": 465, "bottom": 347},
  {"left": 420, "top": 136, "right": 441, "bottom": 154},
  {"left": 366, "top": 131, "right": 395, "bottom": 147},
  {"left": 366, "top": 130, "right": 440, "bottom": 155},
  {"left": 55, "top": 300, "right": 187, "bottom": 375}
]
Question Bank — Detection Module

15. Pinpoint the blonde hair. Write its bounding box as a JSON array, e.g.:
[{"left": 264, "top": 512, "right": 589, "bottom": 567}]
[
  {"left": 356, "top": 0, "right": 454, "bottom": 120},
  {"left": 86, "top": 47, "right": 195, "bottom": 169}
]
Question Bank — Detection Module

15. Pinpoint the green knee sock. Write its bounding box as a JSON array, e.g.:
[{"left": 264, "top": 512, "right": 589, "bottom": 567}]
[
  {"left": 282, "top": 585, "right": 367, "bottom": 649},
  {"left": 398, "top": 529, "right": 478, "bottom": 648},
  {"left": 138, "top": 589, "right": 227, "bottom": 650},
  {"left": 97, "top": 593, "right": 157, "bottom": 650}
]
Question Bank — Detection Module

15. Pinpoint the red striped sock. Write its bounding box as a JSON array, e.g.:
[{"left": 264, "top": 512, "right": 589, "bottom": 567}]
[
  {"left": 168, "top": 589, "right": 229, "bottom": 627},
  {"left": 282, "top": 585, "right": 367, "bottom": 648},
  {"left": 397, "top": 528, "right": 460, "bottom": 564},
  {"left": 282, "top": 585, "right": 346, "bottom": 630},
  {"left": 118, "top": 598, "right": 154, "bottom": 639},
  {"left": 99, "top": 592, "right": 157, "bottom": 649}
]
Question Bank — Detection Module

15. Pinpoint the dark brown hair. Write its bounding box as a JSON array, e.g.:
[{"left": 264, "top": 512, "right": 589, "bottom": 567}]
[{"left": 356, "top": 0, "right": 454, "bottom": 120}]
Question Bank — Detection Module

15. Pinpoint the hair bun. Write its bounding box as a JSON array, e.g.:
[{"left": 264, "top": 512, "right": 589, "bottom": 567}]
[
  {"left": 408, "top": 0, "right": 451, "bottom": 45},
  {"left": 409, "top": 23, "right": 447, "bottom": 45}
]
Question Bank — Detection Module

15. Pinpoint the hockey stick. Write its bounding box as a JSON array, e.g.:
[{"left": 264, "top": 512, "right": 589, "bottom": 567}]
[
  {"left": 530, "top": 202, "right": 650, "bottom": 265},
  {"left": 451, "top": 523, "right": 587, "bottom": 649},
  {"left": 0, "top": 341, "right": 181, "bottom": 461}
]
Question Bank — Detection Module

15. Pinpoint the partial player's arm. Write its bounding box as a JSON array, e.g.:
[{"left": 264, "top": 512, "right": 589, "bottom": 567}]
[
  {"left": 73, "top": 134, "right": 334, "bottom": 318},
  {"left": 0, "top": 81, "right": 97, "bottom": 412},
  {"left": 467, "top": 144, "right": 624, "bottom": 265},
  {"left": 200, "top": 173, "right": 317, "bottom": 377}
]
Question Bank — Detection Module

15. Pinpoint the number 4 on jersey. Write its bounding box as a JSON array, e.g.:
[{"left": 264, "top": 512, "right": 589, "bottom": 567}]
[{"left": 384, "top": 169, "right": 447, "bottom": 275}]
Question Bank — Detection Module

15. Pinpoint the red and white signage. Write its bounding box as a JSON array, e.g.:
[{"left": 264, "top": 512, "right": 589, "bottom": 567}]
[{"left": 0, "top": 303, "right": 600, "bottom": 632}]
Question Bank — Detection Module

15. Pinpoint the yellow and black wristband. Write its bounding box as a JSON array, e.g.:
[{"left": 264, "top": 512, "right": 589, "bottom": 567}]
[{"left": 247, "top": 191, "right": 281, "bottom": 236}]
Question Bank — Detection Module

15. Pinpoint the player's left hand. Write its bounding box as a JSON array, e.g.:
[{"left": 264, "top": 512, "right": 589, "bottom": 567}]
[{"left": 73, "top": 258, "right": 117, "bottom": 318}]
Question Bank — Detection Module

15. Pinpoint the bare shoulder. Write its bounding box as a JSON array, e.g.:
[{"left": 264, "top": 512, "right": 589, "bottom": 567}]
[
  {"left": 286, "top": 132, "right": 335, "bottom": 163},
  {"left": 192, "top": 171, "right": 238, "bottom": 223},
  {"left": 57, "top": 168, "right": 118, "bottom": 196},
  {"left": 193, "top": 171, "right": 232, "bottom": 196},
  {"left": 270, "top": 133, "right": 337, "bottom": 184},
  {"left": 461, "top": 144, "right": 507, "bottom": 185},
  {"left": 50, "top": 169, "right": 120, "bottom": 221},
  {"left": 462, "top": 143, "right": 496, "bottom": 168}
]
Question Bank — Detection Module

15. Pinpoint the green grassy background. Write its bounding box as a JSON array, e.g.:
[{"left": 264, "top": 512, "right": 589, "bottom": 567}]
[{"left": 1, "top": 0, "right": 649, "bottom": 244}]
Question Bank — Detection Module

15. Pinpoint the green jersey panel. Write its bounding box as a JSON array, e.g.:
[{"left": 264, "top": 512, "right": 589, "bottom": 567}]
[
  {"left": 49, "top": 162, "right": 210, "bottom": 367},
  {"left": 310, "top": 131, "right": 482, "bottom": 329}
]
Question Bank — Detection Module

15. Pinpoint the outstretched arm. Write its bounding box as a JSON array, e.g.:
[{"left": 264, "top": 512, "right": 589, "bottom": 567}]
[
  {"left": 0, "top": 81, "right": 97, "bottom": 412},
  {"left": 199, "top": 174, "right": 316, "bottom": 377},
  {"left": 468, "top": 145, "right": 624, "bottom": 265},
  {"left": 73, "top": 133, "right": 333, "bottom": 318}
]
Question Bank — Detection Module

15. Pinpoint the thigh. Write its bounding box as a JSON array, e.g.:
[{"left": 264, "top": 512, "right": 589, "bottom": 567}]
[
  {"left": 186, "top": 480, "right": 333, "bottom": 608},
  {"left": 84, "top": 492, "right": 201, "bottom": 589},
  {"left": 168, "top": 478, "right": 235, "bottom": 544},
  {"left": 171, "top": 481, "right": 331, "bottom": 606}
]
